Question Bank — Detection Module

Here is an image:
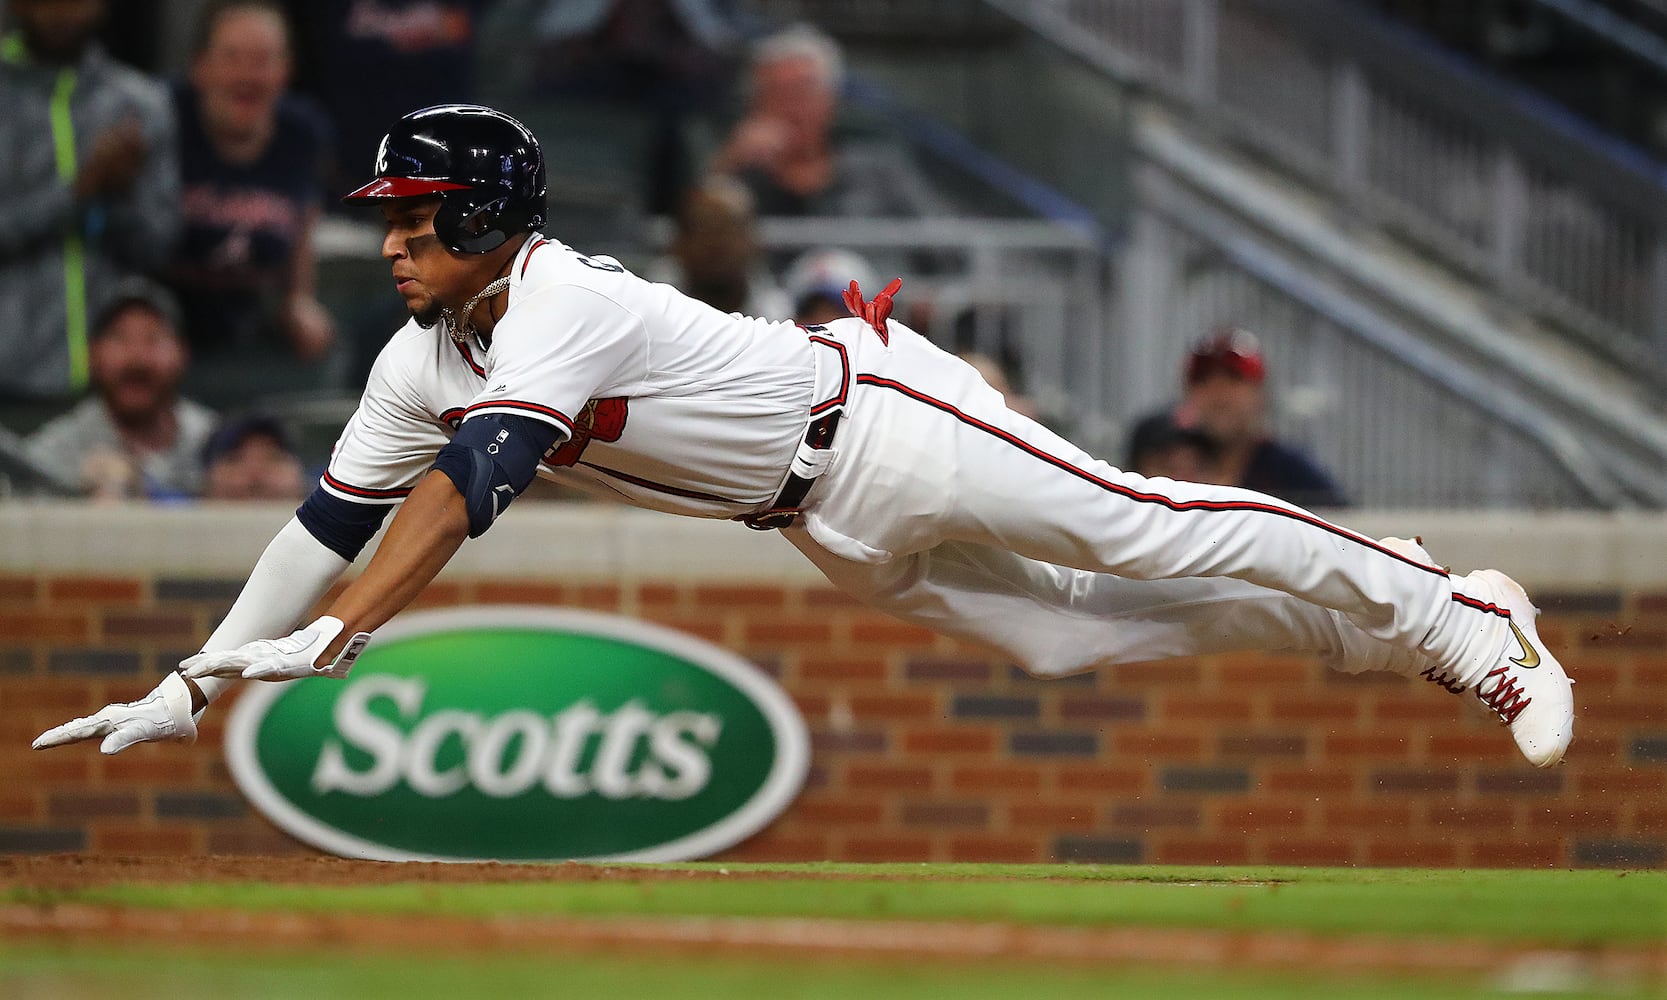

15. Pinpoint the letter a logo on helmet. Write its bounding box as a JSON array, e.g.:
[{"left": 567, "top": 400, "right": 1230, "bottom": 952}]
[{"left": 343, "top": 104, "right": 547, "bottom": 255}]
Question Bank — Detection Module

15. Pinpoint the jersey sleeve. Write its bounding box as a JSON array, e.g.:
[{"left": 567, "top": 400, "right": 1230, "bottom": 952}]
[
  {"left": 320, "top": 341, "right": 451, "bottom": 504},
  {"left": 460, "top": 283, "right": 645, "bottom": 437}
]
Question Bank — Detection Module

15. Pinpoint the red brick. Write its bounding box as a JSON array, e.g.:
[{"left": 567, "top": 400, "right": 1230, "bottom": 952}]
[
  {"left": 0, "top": 793, "right": 38, "bottom": 820},
  {"left": 1217, "top": 805, "right": 1306, "bottom": 831},
  {"left": 569, "top": 584, "right": 623, "bottom": 609},
  {"left": 901, "top": 801, "right": 988, "bottom": 828},
  {"left": 1164, "top": 697, "right": 1253, "bottom": 723},
  {"left": 1575, "top": 769, "right": 1667, "bottom": 796},
  {"left": 850, "top": 693, "right": 937, "bottom": 721},
  {"left": 1526, "top": 808, "right": 1621, "bottom": 832},
  {"left": 950, "top": 836, "right": 1041, "bottom": 862},
  {"left": 1322, "top": 804, "right": 1412, "bottom": 830},
  {"left": 49, "top": 791, "right": 140, "bottom": 820},
  {"left": 636, "top": 583, "right": 682, "bottom": 608},
  {"left": 843, "top": 835, "right": 933, "bottom": 862},
  {"left": 0, "top": 612, "right": 90, "bottom": 642},
  {"left": 951, "top": 764, "right": 1044, "bottom": 794},
  {"left": 1110, "top": 803, "right": 1200, "bottom": 828},
  {"left": 791, "top": 799, "right": 884, "bottom": 826},
  {"left": 102, "top": 753, "right": 196, "bottom": 784},
  {"left": 406, "top": 582, "right": 466, "bottom": 608},
  {"left": 634, "top": 614, "right": 726, "bottom": 644},
  {"left": 721, "top": 830, "right": 830, "bottom": 862},
  {"left": 11, "top": 754, "right": 93, "bottom": 783},
  {"left": 745, "top": 620, "right": 834, "bottom": 645},
  {"left": 1324, "top": 734, "right": 1411, "bottom": 758},
  {"left": 1427, "top": 804, "right": 1514, "bottom": 828},
  {"left": 204, "top": 826, "right": 310, "bottom": 855},
  {"left": 1113, "top": 662, "right": 1201, "bottom": 686},
  {"left": 1270, "top": 695, "right": 1360, "bottom": 723},
  {"left": 475, "top": 581, "right": 566, "bottom": 604},
  {"left": 799, "top": 655, "right": 885, "bottom": 683},
  {"left": 1374, "top": 696, "right": 1461, "bottom": 723},
  {"left": 1055, "top": 766, "right": 1144, "bottom": 795},
  {"left": 2, "top": 678, "right": 107, "bottom": 711},
  {"left": 1569, "top": 663, "right": 1620, "bottom": 686},
  {"left": 1466, "top": 841, "right": 1562, "bottom": 867},
  {"left": 693, "top": 585, "right": 785, "bottom": 609},
  {"left": 46, "top": 578, "right": 143, "bottom": 604},
  {"left": 1583, "top": 701, "right": 1667, "bottom": 725},
  {"left": 99, "top": 611, "right": 195, "bottom": 640},
  {"left": 847, "top": 764, "right": 933, "bottom": 792},
  {"left": 849, "top": 619, "right": 938, "bottom": 647},
  {"left": 92, "top": 826, "right": 196, "bottom": 855},
  {"left": 1219, "top": 660, "right": 1312, "bottom": 687},
  {"left": 1114, "top": 731, "right": 1204, "bottom": 758},
  {"left": 1009, "top": 803, "right": 1096, "bottom": 831},
  {"left": 1266, "top": 768, "right": 1357, "bottom": 794},
  {"left": 1634, "top": 807, "right": 1667, "bottom": 833},
  {"left": 1263, "top": 840, "right": 1356, "bottom": 866},
  {"left": 1154, "top": 838, "right": 1249, "bottom": 865},
  {"left": 0, "top": 576, "right": 37, "bottom": 602},
  {"left": 1427, "top": 734, "right": 1518, "bottom": 761},
  {"left": 797, "top": 586, "right": 867, "bottom": 611},
  {"left": 901, "top": 727, "right": 996, "bottom": 754},
  {"left": 1365, "top": 841, "right": 1458, "bottom": 866}
]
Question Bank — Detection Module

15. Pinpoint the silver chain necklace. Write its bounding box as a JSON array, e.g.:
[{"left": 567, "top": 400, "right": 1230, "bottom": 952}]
[{"left": 442, "top": 275, "right": 512, "bottom": 344}]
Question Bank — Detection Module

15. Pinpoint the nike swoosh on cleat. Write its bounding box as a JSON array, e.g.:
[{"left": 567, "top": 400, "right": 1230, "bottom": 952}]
[{"left": 1507, "top": 619, "right": 1540, "bottom": 669}]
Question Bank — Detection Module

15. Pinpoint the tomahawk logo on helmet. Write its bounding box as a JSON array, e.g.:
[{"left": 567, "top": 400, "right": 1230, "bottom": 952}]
[{"left": 342, "top": 104, "right": 548, "bottom": 255}]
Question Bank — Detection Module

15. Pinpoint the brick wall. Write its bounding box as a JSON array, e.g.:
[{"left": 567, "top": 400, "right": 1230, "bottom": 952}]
[{"left": 2, "top": 573, "right": 1662, "bottom": 867}]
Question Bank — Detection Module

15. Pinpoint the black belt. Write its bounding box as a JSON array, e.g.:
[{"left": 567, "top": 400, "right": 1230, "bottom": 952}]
[{"left": 742, "top": 410, "right": 842, "bottom": 531}]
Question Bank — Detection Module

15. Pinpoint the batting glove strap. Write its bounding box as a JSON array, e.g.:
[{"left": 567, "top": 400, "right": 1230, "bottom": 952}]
[{"left": 180, "top": 616, "right": 371, "bottom": 682}]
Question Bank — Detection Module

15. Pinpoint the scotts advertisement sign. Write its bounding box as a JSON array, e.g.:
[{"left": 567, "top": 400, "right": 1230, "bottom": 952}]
[{"left": 225, "top": 607, "right": 810, "bottom": 862}]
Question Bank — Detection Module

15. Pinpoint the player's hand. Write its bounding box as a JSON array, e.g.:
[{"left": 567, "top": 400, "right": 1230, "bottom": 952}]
[
  {"left": 180, "top": 616, "right": 371, "bottom": 682},
  {"left": 32, "top": 673, "right": 199, "bottom": 754}
]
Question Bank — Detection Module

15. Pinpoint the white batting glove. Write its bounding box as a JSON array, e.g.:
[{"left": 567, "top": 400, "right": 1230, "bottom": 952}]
[
  {"left": 32, "top": 672, "right": 201, "bottom": 754},
  {"left": 180, "top": 616, "right": 372, "bottom": 682}
]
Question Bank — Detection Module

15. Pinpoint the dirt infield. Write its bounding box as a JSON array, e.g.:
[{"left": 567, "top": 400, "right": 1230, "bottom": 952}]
[{"left": 2, "top": 856, "right": 1663, "bottom": 990}]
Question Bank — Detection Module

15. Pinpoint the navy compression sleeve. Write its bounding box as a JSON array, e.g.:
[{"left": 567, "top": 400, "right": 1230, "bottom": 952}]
[
  {"left": 432, "top": 412, "right": 563, "bottom": 537},
  {"left": 296, "top": 486, "right": 395, "bottom": 561}
]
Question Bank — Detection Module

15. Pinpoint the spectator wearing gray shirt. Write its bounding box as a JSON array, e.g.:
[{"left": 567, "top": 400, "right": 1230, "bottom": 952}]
[
  {"left": 26, "top": 279, "right": 215, "bottom": 501},
  {"left": 0, "top": 0, "right": 181, "bottom": 401}
]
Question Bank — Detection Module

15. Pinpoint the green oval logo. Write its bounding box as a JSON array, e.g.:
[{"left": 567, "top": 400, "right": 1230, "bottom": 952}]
[{"left": 225, "top": 607, "right": 809, "bottom": 861}]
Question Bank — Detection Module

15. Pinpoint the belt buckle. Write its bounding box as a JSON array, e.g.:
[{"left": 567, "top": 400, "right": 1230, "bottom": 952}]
[{"left": 744, "top": 509, "right": 801, "bottom": 531}]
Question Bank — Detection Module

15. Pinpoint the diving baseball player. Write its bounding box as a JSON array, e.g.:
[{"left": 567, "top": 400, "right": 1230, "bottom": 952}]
[{"left": 35, "top": 105, "right": 1574, "bottom": 769}]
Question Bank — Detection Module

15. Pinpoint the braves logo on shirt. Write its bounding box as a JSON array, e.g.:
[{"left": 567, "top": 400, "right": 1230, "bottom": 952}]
[{"left": 546, "top": 397, "right": 628, "bottom": 467}]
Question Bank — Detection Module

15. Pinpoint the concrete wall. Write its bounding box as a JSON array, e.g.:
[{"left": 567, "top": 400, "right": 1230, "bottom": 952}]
[{"left": 1, "top": 502, "right": 1662, "bottom": 866}]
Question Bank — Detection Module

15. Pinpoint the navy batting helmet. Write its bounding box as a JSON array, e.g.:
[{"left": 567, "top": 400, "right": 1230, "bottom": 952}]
[{"left": 343, "top": 105, "right": 547, "bottom": 254}]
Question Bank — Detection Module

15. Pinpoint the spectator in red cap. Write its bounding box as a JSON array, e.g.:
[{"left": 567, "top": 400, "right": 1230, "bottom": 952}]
[{"left": 1126, "top": 327, "right": 1347, "bottom": 508}]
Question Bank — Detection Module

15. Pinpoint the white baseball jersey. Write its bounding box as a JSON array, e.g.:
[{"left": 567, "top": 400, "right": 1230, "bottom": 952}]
[{"left": 321, "top": 232, "right": 1513, "bottom": 690}]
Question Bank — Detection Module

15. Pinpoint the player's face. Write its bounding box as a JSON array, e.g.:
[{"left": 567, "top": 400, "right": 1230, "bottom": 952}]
[
  {"left": 192, "top": 7, "right": 290, "bottom": 139},
  {"left": 89, "top": 305, "right": 187, "bottom": 423},
  {"left": 12, "top": 0, "right": 104, "bottom": 62},
  {"left": 380, "top": 199, "right": 468, "bottom": 328}
]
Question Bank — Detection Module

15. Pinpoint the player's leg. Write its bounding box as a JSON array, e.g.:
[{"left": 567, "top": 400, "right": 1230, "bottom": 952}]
[
  {"left": 786, "top": 532, "right": 1424, "bottom": 679},
  {"left": 808, "top": 323, "right": 1571, "bottom": 765}
]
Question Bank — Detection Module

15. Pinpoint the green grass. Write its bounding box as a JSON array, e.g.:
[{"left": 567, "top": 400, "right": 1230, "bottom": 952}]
[
  {"left": 9, "top": 864, "right": 1663, "bottom": 947},
  {"left": 0, "top": 942, "right": 1641, "bottom": 1000}
]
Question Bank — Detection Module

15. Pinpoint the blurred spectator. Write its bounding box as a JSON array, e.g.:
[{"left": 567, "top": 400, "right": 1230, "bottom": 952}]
[
  {"left": 784, "top": 247, "right": 877, "bottom": 326},
  {"left": 711, "top": 24, "right": 947, "bottom": 218},
  {"left": 958, "top": 350, "right": 1040, "bottom": 422},
  {"left": 291, "top": 0, "right": 486, "bottom": 200},
  {"left": 645, "top": 177, "right": 790, "bottom": 318},
  {"left": 0, "top": 0, "right": 180, "bottom": 401},
  {"left": 1127, "top": 328, "right": 1348, "bottom": 508},
  {"left": 1125, "top": 412, "right": 1220, "bottom": 483},
  {"left": 201, "top": 412, "right": 306, "bottom": 500},
  {"left": 496, "top": 0, "right": 742, "bottom": 215},
  {"left": 24, "top": 279, "right": 216, "bottom": 501},
  {"left": 165, "top": 0, "right": 335, "bottom": 364}
]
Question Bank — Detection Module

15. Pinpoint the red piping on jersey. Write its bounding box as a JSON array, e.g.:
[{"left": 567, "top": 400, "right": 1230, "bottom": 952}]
[
  {"left": 578, "top": 461, "right": 740, "bottom": 505},
  {"left": 522, "top": 238, "right": 551, "bottom": 277},
  {"left": 1450, "top": 593, "right": 1514, "bottom": 620},
  {"left": 462, "top": 399, "right": 575, "bottom": 432},
  {"left": 439, "top": 407, "right": 465, "bottom": 429},
  {"left": 807, "top": 335, "right": 850, "bottom": 414},
  {"left": 451, "top": 338, "right": 486, "bottom": 378},
  {"left": 321, "top": 470, "right": 413, "bottom": 500},
  {"left": 852, "top": 374, "right": 1463, "bottom": 587}
]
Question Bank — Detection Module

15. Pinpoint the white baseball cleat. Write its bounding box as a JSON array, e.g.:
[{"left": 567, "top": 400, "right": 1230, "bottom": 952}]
[{"left": 1424, "top": 569, "right": 1574, "bottom": 768}]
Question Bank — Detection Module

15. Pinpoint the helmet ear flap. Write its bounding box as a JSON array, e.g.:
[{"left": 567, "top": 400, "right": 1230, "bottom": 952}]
[{"left": 435, "top": 194, "right": 511, "bottom": 254}]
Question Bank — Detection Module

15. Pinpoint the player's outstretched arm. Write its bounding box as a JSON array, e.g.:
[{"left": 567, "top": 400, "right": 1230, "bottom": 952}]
[
  {"left": 32, "top": 516, "right": 354, "bottom": 752},
  {"left": 184, "top": 469, "right": 471, "bottom": 681}
]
